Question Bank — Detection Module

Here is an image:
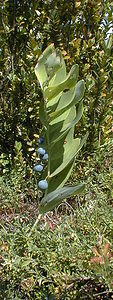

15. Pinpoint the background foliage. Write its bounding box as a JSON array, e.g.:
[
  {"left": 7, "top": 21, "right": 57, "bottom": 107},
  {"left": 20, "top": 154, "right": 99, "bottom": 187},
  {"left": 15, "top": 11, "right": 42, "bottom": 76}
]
[{"left": 0, "top": 0, "right": 112, "bottom": 170}]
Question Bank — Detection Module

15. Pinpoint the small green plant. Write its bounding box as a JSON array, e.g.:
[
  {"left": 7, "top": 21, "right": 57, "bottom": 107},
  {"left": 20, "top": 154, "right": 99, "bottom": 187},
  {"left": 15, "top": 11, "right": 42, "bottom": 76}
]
[{"left": 33, "top": 44, "right": 87, "bottom": 215}]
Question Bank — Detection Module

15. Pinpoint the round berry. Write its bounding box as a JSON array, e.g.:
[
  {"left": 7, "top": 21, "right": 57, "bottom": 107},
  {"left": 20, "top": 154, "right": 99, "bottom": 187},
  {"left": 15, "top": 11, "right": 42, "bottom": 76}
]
[
  {"left": 33, "top": 164, "right": 43, "bottom": 172},
  {"left": 42, "top": 153, "right": 48, "bottom": 160},
  {"left": 37, "top": 148, "right": 46, "bottom": 155},
  {"left": 38, "top": 137, "right": 44, "bottom": 144},
  {"left": 38, "top": 180, "right": 48, "bottom": 190}
]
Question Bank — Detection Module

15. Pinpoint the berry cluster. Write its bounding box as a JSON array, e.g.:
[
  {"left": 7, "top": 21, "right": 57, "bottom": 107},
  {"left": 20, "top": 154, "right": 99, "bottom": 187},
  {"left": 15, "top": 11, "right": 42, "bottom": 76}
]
[{"left": 33, "top": 137, "right": 48, "bottom": 190}]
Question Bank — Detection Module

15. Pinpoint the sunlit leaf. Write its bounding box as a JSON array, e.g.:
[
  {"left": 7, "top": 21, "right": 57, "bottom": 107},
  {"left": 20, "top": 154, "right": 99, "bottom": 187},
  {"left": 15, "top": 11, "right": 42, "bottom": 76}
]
[{"left": 39, "top": 183, "right": 85, "bottom": 213}]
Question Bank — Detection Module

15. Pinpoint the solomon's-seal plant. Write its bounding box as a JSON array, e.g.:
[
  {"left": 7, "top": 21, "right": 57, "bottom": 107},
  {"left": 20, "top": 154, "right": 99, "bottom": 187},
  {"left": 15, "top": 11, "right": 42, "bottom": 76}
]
[{"left": 33, "top": 44, "right": 88, "bottom": 218}]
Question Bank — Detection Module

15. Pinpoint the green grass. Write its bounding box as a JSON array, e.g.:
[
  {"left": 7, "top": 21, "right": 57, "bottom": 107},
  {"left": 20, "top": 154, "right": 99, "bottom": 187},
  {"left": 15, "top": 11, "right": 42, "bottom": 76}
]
[{"left": 0, "top": 197, "right": 113, "bottom": 299}]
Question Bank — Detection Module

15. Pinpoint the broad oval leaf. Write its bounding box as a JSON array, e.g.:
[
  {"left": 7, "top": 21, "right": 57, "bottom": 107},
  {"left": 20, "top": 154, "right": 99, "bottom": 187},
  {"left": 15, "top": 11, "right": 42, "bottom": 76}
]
[
  {"left": 49, "top": 80, "right": 85, "bottom": 122},
  {"left": 39, "top": 183, "right": 85, "bottom": 214},
  {"left": 44, "top": 65, "right": 79, "bottom": 100},
  {"left": 47, "top": 160, "right": 74, "bottom": 193},
  {"left": 35, "top": 44, "right": 54, "bottom": 87},
  {"left": 50, "top": 138, "right": 80, "bottom": 177}
]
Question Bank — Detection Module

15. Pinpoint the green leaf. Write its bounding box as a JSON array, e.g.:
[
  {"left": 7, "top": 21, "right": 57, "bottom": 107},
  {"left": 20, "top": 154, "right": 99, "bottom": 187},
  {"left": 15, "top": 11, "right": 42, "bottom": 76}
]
[
  {"left": 39, "top": 100, "right": 47, "bottom": 127},
  {"left": 49, "top": 88, "right": 75, "bottom": 121},
  {"left": 39, "top": 183, "right": 85, "bottom": 213},
  {"left": 47, "top": 133, "right": 88, "bottom": 193},
  {"left": 73, "top": 80, "right": 85, "bottom": 103},
  {"left": 62, "top": 100, "right": 84, "bottom": 132},
  {"left": 35, "top": 44, "right": 54, "bottom": 87},
  {"left": 106, "top": 35, "right": 112, "bottom": 50},
  {"left": 45, "top": 50, "right": 63, "bottom": 79},
  {"left": 79, "top": 132, "right": 88, "bottom": 149},
  {"left": 50, "top": 138, "right": 80, "bottom": 177},
  {"left": 50, "top": 61, "right": 66, "bottom": 85},
  {"left": 49, "top": 102, "right": 76, "bottom": 142},
  {"left": 50, "top": 108, "right": 72, "bottom": 126},
  {"left": 47, "top": 160, "right": 74, "bottom": 193},
  {"left": 44, "top": 65, "right": 79, "bottom": 100},
  {"left": 49, "top": 80, "right": 84, "bottom": 122},
  {"left": 49, "top": 101, "right": 83, "bottom": 144},
  {"left": 50, "top": 127, "right": 70, "bottom": 146},
  {"left": 47, "top": 93, "right": 62, "bottom": 112}
]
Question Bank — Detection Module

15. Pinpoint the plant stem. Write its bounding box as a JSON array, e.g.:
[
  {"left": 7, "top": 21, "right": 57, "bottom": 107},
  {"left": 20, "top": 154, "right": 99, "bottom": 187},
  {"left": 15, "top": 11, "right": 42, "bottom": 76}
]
[
  {"left": 46, "top": 124, "right": 50, "bottom": 177},
  {"left": 44, "top": 98, "right": 51, "bottom": 196},
  {"left": 28, "top": 214, "right": 41, "bottom": 237},
  {"left": 29, "top": 99, "right": 50, "bottom": 236}
]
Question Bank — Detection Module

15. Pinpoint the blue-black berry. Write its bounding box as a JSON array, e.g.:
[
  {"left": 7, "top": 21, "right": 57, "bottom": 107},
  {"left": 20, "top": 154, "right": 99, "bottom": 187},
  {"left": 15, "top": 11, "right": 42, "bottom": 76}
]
[
  {"left": 37, "top": 148, "right": 46, "bottom": 155},
  {"left": 33, "top": 164, "right": 43, "bottom": 172},
  {"left": 42, "top": 153, "right": 48, "bottom": 160},
  {"left": 38, "top": 137, "right": 44, "bottom": 144},
  {"left": 38, "top": 180, "right": 48, "bottom": 190}
]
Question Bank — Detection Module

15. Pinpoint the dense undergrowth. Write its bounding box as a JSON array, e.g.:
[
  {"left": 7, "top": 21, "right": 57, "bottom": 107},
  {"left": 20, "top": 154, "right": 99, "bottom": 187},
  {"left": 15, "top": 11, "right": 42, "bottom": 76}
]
[{"left": 0, "top": 141, "right": 113, "bottom": 299}]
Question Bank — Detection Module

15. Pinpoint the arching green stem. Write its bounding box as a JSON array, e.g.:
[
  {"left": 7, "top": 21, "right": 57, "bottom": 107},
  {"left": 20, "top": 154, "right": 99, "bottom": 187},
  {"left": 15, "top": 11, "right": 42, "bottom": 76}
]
[{"left": 28, "top": 214, "right": 42, "bottom": 237}]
